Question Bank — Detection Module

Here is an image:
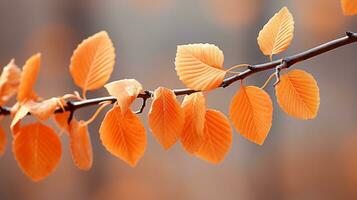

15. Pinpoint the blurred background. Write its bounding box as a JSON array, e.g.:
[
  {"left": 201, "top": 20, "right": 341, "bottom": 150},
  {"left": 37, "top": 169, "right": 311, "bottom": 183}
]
[{"left": 0, "top": 0, "right": 356, "bottom": 199}]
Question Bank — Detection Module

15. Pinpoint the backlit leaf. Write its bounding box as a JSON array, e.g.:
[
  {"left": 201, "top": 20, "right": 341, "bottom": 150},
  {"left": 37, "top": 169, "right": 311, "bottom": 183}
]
[
  {"left": 17, "top": 53, "right": 41, "bottom": 103},
  {"left": 68, "top": 120, "right": 93, "bottom": 170},
  {"left": 0, "top": 59, "right": 21, "bottom": 106},
  {"left": 99, "top": 105, "right": 146, "bottom": 167},
  {"left": 70, "top": 31, "right": 115, "bottom": 94},
  {"left": 229, "top": 86, "right": 273, "bottom": 145},
  {"left": 0, "top": 125, "right": 6, "bottom": 156},
  {"left": 257, "top": 7, "right": 294, "bottom": 59},
  {"left": 341, "top": 0, "right": 357, "bottom": 15},
  {"left": 196, "top": 109, "right": 232, "bottom": 164},
  {"left": 181, "top": 92, "right": 206, "bottom": 154},
  {"left": 175, "top": 43, "right": 226, "bottom": 91},
  {"left": 148, "top": 87, "right": 184, "bottom": 150},
  {"left": 10, "top": 105, "right": 30, "bottom": 135},
  {"left": 13, "top": 122, "right": 62, "bottom": 181},
  {"left": 275, "top": 69, "right": 320, "bottom": 119},
  {"left": 54, "top": 111, "right": 71, "bottom": 132},
  {"left": 104, "top": 79, "right": 142, "bottom": 113}
]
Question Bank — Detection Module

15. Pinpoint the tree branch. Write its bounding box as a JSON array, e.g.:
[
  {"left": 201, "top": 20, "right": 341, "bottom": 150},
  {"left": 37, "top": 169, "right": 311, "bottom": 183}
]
[{"left": 0, "top": 31, "right": 356, "bottom": 116}]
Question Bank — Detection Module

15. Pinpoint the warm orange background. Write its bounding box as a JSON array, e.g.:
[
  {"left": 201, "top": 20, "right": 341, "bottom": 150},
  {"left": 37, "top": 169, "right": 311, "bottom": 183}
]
[{"left": 0, "top": 0, "right": 356, "bottom": 199}]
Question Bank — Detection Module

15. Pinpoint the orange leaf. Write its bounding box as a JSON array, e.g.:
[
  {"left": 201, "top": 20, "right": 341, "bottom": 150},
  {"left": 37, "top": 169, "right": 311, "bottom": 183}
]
[
  {"left": 70, "top": 31, "right": 115, "bottom": 94},
  {"left": 181, "top": 92, "right": 206, "bottom": 154},
  {"left": 54, "top": 111, "right": 71, "bottom": 132},
  {"left": 341, "top": 0, "right": 357, "bottom": 15},
  {"left": 196, "top": 109, "right": 232, "bottom": 164},
  {"left": 275, "top": 69, "right": 320, "bottom": 119},
  {"left": 68, "top": 120, "right": 93, "bottom": 170},
  {"left": 99, "top": 105, "right": 146, "bottom": 167},
  {"left": 13, "top": 122, "right": 62, "bottom": 181},
  {"left": 10, "top": 105, "right": 30, "bottom": 135},
  {"left": 104, "top": 79, "right": 142, "bottom": 113},
  {"left": 0, "top": 125, "right": 7, "bottom": 156},
  {"left": 229, "top": 86, "right": 273, "bottom": 145},
  {"left": 148, "top": 87, "right": 184, "bottom": 150},
  {"left": 17, "top": 53, "right": 41, "bottom": 103},
  {"left": 26, "top": 98, "right": 60, "bottom": 121},
  {"left": 175, "top": 43, "right": 226, "bottom": 91},
  {"left": 257, "top": 7, "right": 294, "bottom": 59},
  {"left": 0, "top": 59, "right": 21, "bottom": 106}
]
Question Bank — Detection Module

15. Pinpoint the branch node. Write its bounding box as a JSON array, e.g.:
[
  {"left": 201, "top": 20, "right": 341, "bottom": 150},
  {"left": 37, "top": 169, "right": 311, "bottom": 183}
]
[
  {"left": 273, "top": 64, "right": 283, "bottom": 86},
  {"left": 247, "top": 65, "right": 255, "bottom": 70},
  {"left": 346, "top": 31, "right": 354, "bottom": 37}
]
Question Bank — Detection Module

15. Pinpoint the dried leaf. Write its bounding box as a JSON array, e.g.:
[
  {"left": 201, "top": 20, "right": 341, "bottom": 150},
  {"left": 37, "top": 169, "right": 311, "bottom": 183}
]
[
  {"left": 104, "top": 79, "right": 142, "bottom": 113},
  {"left": 196, "top": 109, "right": 232, "bottom": 164},
  {"left": 148, "top": 87, "right": 184, "bottom": 150},
  {"left": 99, "top": 105, "right": 146, "bottom": 167},
  {"left": 13, "top": 122, "right": 62, "bottom": 181},
  {"left": 68, "top": 120, "right": 93, "bottom": 170},
  {"left": 0, "top": 59, "right": 21, "bottom": 106},
  {"left": 229, "top": 86, "right": 273, "bottom": 145},
  {"left": 181, "top": 92, "right": 206, "bottom": 154},
  {"left": 26, "top": 98, "right": 60, "bottom": 121},
  {"left": 70, "top": 31, "right": 115, "bottom": 93},
  {"left": 175, "top": 43, "right": 226, "bottom": 91},
  {"left": 0, "top": 125, "right": 6, "bottom": 156},
  {"left": 275, "top": 69, "right": 320, "bottom": 119},
  {"left": 17, "top": 53, "right": 41, "bottom": 103},
  {"left": 341, "top": 0, "right": 357, "bottom": 15},
  {"left": 257, "top": 7, "right": 294, "bottom": 59}
]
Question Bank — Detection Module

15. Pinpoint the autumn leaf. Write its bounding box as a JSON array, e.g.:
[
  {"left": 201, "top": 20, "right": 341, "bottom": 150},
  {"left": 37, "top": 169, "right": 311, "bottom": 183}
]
[
  {"left": 148, "top": 87, "right": 184, "bottom": 150},
  {"left": 68, "top": 120, "right": 93, "bottom": 170},
  {"left": 275, "top": 69, "right": 320, "bottom": 119},
  {"left": 196, "top": 109, "right": 232, "bottom": 164},
  {"left": 17, "top": 53, "right": 41, "bottom": 103},
  {"left": 341, "top": 0, "right": 357, "bottom": 16},
  {"left": 70, "top": 31, "right": 115, "bottom": 96},
  {"left": 181, "top": 92, "right": 206, "bottom": 154},
  {"left": 54, "top": 111, "right": 71, "bottom": 132},
  {"left": 175, "top": 43, "right": 226, "bottom": 91},
  {"left": 13, "top": 122, "right": 62, "bottom": 181},
  {"left": 99, "top": 105, "right": 146, "bottom": 167},
  {"left": 0, "top": 125, "right": 7, "bottom": 156},
  {"left": 25, "top": 98, "right": 60, "bottom": 121},
  {"left": 229, "top": 86, "right": 273, "bottom": 145},
  {"left": 10, "top": 105, "right": 30, "bottom": 135},
  {"left": 257, "top": 7, "right": 294, "bottom": 60},
  {"left": 0, "top": 59, "right": 21, "bottom": 106},
  {"left": 104, "top": 79, "right": 142, "bottom": 113}
]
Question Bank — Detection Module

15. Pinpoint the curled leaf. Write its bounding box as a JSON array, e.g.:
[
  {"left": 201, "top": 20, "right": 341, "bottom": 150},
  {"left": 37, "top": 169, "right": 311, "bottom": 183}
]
[
  {"left": 0, "top": 59, "right": 21, "bottom": 106},
  {"left": 104, "top": 79, "right": 142, "bottom": 113},
  {"left": 229, "top": 86, "right": 273, "bottom": 145},
  {"left": 99, "top": 105, "right": 146, "bottom": 167},
  {"left": 341, "top": 0, "right": 357, "bottom": 16},
  {"left": 275, "top": 69, "right": 320, "bottom": 119},
  {"left": 70, "top": 31, "right": 115, "bottom": 94},
  {"left": 13, "top": 122, "right": 62, "bottom": 181},
  {"left": 175, "top": 43, "right": 226, "bottom": 91},
  {"left": 181, "top": 92, "right": 206, "bottom": 154},
  {"left": 10, "top": 105, "right": 30, "bottom": 135},
  {"left": 26, "top": 98, "right": 60, "bottom": 121},
  {"left": 257, "top": 7, "right": 294, "bottom": 59},
  {"left": 196, "top": 109, "right": 232, "bottom": 164},
  {"left": 68, "top": 120, "right": 93, "bottom": 170},
  {"left": 0, "top": 125, "right": 6, "bottom": 156},
  {"left": 54, "top": 111, "right": 71, "bottom": 132},
  {"left": 17, "top": 53, "right": 41, "bottom": 103},
  {"left": 148, "top": 87, "right": 184, "bottom": 150}
]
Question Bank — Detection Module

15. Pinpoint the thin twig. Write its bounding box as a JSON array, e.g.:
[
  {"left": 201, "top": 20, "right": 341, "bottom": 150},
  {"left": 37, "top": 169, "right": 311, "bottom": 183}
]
[{"left": 0, "top": 32, "right": 356, "bottom": 116}]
